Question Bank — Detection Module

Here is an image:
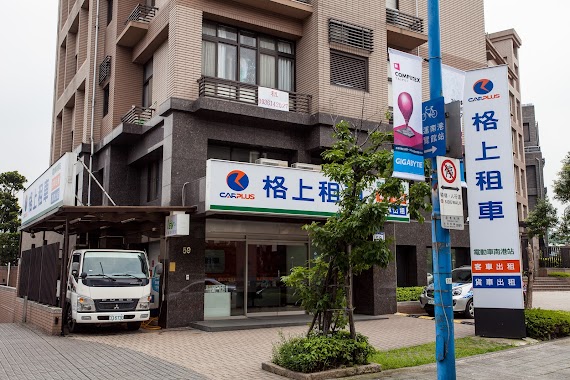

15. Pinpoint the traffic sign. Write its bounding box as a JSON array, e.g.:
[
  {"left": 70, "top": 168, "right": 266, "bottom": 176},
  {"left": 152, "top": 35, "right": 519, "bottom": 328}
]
[
  {"left": 422, "top": 96, "right": 446, "bottom": 159},
  {"left": 436, "top": 156, "right": 464, "bottom": 230}
]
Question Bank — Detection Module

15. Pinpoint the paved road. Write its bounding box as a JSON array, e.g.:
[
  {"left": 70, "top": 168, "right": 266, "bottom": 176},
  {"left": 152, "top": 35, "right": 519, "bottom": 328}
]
[
  {"left": 350, "top": 337, "right": 570, "bottom": 379},
  {"left": 532, "top": 291, "right": 570, "bottom": 311}
]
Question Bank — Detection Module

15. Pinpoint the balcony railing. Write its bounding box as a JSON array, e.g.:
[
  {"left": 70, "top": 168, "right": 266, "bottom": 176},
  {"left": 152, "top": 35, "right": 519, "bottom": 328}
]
[
  {"left": 125, "top": 4, "right": 158, "bottom": 24},
  {"left": 121, "top": 106, "right": 154, "bottom": 125},
  {"left": 98, "top": 56, "right": 111, "bottom": 85},
  {"left": 198, "top": 76, "right": 312, "bottom": 114},
  {"left": 386, "top": 8, "right": 424, "bottom": 33}
]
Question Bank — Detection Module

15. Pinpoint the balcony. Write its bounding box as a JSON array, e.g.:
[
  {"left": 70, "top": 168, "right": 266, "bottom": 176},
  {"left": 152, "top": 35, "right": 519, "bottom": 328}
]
[
  {"left": 98, "top": 56, "right": 111, "bottom": 85},
  {"left": 117, "top": 4, "right": 158, "bottom": 47},
  {"left": 386, "top": 8, "right": 427, "bottom": 50},
  {"left": 198, "top": 76, "right": 312, "bottom": 114},
  {"left": 121, "top": 106, "right": 154, "bottom": 125},
  {"left": 229, "top": 0, "right": 312, "bottom": 20}
]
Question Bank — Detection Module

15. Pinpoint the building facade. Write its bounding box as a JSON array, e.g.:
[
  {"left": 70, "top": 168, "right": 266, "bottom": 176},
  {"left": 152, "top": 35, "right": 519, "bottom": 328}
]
[
  {"left": 43, "top": 0, "right": 490, "bottom": 327},
  {"left": 522, "top": 104, "right": 546, "bottom": 212}
]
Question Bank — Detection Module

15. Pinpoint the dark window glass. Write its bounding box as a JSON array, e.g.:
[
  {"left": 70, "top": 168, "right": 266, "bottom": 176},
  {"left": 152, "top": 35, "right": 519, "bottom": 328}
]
[
  {"left": 103, "top": 85, "right": 110, "bottom": 116},
  {"left": 143, "top": 58, "right": 153, "bottom": 108},
  {"left": 107, "top": 0, "right": 113, "bottom": 25},
  {"left": 147, "top": 160, "right": 160, "bottom": 202},
  {"left": 202, "top": 21, "right": 295, "bottom": 91}
]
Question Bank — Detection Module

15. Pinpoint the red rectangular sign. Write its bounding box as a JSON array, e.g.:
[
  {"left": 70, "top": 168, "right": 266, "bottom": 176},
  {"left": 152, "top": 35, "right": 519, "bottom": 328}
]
[{"left": 471, "top": 260, "right": 520, "bottom": 274}]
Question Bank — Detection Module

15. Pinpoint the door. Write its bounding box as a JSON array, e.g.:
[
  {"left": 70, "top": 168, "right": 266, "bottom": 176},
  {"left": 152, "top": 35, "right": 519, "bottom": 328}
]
[{"left": 246, "top": 243, "right": 307, "bottom": 315}]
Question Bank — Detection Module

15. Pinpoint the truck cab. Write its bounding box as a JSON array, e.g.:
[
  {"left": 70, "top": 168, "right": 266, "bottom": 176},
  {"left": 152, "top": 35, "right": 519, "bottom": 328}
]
[{"left": 66, "top": 249, "right": 153, "bottom": 332}]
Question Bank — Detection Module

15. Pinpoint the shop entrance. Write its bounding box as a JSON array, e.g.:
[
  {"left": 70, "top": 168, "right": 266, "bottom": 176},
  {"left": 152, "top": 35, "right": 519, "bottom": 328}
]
[
  {"left": 246, "top": 243, "right": 307, "bottom": 314},
  {"left": 204, "top": 240, "right": 308, "bottom": 317}
]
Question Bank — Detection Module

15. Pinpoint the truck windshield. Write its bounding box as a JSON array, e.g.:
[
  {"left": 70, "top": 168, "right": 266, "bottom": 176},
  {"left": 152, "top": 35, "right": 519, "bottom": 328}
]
[{"left": 82, "top": 251, "right": 149, "bottom": 279}]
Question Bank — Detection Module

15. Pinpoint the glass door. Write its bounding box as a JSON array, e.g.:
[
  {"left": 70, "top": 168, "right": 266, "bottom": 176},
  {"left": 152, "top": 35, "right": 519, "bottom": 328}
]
[{"left": 246, "top": 243, "right": 307, "bottom": 315}]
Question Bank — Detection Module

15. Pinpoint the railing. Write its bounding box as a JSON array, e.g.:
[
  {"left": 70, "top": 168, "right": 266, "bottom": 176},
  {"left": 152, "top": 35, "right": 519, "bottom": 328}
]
[
  {"left": 539, "top": 247, "right": 563, "bottom": 268},
  {"left": 121, "top": 106, "right": 154, "bottom": 125},
  {"left": 524, "top": 145, "right": 541, "bottom": 153},
  {"left": 386, "top": 8, "right": 424, "bottom": 33},
  {"left": 98, "top": 56, "right": 111, "bottom": 84},
  {"left": 295, "top": 0, "right": 311, "bottom": 3},
  {"left": 125, "top": 4, "right": 158, "bottom": 24},
  {"left": 198, "top": 76, "right": 312, "bottom": 114}
]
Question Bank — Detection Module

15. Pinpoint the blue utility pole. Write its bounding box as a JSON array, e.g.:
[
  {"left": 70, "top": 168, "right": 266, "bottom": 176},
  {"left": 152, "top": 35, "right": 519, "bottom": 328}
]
[{"left": 428, "top": 0, "right": 456, "bottom": 378}]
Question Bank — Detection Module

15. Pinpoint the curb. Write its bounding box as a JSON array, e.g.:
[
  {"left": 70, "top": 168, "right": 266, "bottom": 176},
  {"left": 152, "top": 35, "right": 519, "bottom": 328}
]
[{"left": 394, "top": 312, "right": 475, "bottom": 325}]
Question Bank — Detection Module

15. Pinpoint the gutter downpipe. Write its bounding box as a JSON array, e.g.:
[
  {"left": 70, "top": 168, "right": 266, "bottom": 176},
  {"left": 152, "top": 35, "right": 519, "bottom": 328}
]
[{"left": 88, "top": 0, "right": 101, "bottom": 206}]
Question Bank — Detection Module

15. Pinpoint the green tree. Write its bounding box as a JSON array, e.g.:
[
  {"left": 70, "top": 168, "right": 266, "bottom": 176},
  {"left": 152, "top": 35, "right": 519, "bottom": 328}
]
[
  {"left": 284, "top": 121, "right": 431, "bottom": 339},
  {"left": 553, "top": 152, "right": 570, "bottom": 204},
  {"left": 0, "top": 171, "right": 26, "bottom": 265},
  {"left": 551, "top": 206, "right": 570, "bottom": 245},
  {"left": 524, "top": 197, "right": 558, "bottom": 308}
]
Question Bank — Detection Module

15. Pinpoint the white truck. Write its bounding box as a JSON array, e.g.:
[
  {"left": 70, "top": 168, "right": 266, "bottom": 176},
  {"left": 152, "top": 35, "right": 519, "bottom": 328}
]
[{"left": 66, "top": 249, "right": 160, "bottom": 333}]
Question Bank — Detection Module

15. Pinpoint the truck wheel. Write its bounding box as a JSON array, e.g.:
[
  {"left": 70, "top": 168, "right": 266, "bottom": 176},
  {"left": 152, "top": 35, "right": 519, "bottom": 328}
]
[
  {"left": 66, "top": 304, "right": 80, "bottom": 333},
  {"left": 464, "top": 299, "right": 474, "bottom": 319},
  {"left": 127, "top": 321, "right": 142, "bottom": 331}
]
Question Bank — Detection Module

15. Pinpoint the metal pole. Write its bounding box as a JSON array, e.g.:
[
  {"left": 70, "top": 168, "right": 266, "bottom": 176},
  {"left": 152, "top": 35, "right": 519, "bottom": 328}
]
[
  {"left": 428, "top": 0, "right": 456, "bottom": 378},
  {"left": 60, "top": 219, "right": 70, "bottom": 336}
]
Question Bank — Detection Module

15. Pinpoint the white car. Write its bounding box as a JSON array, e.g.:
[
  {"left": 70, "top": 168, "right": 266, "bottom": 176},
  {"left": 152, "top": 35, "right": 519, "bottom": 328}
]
[{"left": 419, "top": 266, "right": 474, "bottom": 318}]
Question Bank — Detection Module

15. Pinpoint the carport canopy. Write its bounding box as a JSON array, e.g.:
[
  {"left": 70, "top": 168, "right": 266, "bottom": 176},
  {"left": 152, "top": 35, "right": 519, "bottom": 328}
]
[{"left": 19, "top": 206, "right": 196, "bottom": 236}]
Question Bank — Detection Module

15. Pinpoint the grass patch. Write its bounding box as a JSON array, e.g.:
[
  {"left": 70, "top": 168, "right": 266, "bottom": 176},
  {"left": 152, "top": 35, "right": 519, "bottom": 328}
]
[
  {"left": 370, "top": 337, "right": 514, "bottom": 370},
  {"left": 548, "top": 272, "right": 570, "bottom": 278}
]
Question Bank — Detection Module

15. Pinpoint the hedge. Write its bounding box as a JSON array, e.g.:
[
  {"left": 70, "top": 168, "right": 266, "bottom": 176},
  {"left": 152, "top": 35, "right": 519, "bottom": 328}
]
[
  {"left": 396, "top": 287, "right": 424, "bottom": 302},
  {"left": 525, "top": 309, "right": 570, "bottom": 340},
  {"left": 272, "top": 331, "right": 376, "bottom": 373}
]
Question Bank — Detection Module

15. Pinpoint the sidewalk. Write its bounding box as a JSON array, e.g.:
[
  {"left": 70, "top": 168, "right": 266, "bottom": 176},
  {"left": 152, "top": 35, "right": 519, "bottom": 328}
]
[{"left": 349, "top": 337, "right": 570, "bottom": 379}]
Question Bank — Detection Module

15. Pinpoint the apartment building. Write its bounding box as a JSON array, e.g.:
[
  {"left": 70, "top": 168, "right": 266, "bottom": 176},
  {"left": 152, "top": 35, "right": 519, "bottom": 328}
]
[
  {"left": 522, "top": 104, "right": 545, "bottom": 212},
  {"left": 44, "top": 0, "right": 488, "bottom": 328},
  {"left": 486, "top": 29, "right": 529, "bottom": 225}
]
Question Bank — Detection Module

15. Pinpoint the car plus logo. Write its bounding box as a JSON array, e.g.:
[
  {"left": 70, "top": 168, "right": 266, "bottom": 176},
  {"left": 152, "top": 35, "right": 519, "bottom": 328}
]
[
  {"left": 473, "top": 79, "right": 493, "bottom": 94},
  {"left": 468, "top": 78, "right": 500, "bottom": 102},
  {"left": 226, "top": 170, "right": 249, "bottom": 191},
  {"left": 220, "top": 170, "right": 255, "bottom": 200}
]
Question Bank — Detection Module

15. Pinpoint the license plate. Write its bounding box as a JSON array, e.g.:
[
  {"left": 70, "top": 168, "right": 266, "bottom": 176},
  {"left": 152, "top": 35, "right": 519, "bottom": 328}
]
[
  {"left": 427, "top": 300, "right": 435, "bottom": 305},
  {"left": 109, "top": 315, "right": 124, "bottom": 321}
]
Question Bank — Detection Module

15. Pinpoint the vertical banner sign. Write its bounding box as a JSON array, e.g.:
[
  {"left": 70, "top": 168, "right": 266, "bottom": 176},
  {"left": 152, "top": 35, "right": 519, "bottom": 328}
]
[
  {"left": 442, "top": 64, "right": 466, "bottom": 104},
  {"left": 389, "top": 49, "right": 424, "bottom": 181},
  {"left": 463, "top": 66, "right": 524, "bottom": 312}
]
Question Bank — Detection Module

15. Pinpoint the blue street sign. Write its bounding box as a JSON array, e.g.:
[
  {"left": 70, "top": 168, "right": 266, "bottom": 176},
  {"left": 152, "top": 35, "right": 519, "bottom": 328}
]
[{"left": 422, "top": 96, "right": 446, "bottom": 158}]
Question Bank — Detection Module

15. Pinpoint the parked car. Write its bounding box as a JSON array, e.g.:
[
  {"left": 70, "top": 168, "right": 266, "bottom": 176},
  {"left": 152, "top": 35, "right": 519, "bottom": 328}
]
[{"left": 419, "top": 266, "right": 474, "bottom": 318}]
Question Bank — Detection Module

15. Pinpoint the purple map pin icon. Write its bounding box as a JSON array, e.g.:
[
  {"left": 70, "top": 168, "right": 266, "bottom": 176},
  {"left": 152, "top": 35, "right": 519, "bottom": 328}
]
[{"left": 398, "top": 92, "right": 414, "bottom": 127}]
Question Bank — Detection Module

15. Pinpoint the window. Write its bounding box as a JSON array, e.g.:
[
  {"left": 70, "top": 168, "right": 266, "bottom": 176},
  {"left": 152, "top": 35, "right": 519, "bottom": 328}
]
[
  {"left": 523, "top": 122, "right": 530, "bottom": 142},
  {"left": 202, "top": 21, "right": 295, "bottom": 92},
  {"left": 207, "top": 143, "right": 291, "bottom": 163},
  {"left": 329, "top": 19, "right": 373, "bottom": 52},
  {"left": 103, "top": 84, "right": 109, "bottom": 116},
  {"left": 107, "top": 0, "right": 113, "bottom": 25},
  {"left": 330, "top": 51, "right": 368, "bottom": 91},
  {"left": 143, "top": 58, "right": 153, "bottom": 108},
  {"left": 386, "top": 0, "right": 398, "bottom": 9},
  {"left": 147, "top": 160, "right": 160, "bottom": 202}
]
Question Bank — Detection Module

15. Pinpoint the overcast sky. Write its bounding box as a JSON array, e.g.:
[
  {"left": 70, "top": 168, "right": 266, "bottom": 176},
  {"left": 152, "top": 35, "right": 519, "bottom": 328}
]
[{"left": 0, "top": 1, "right": 568, "bottom": 215}]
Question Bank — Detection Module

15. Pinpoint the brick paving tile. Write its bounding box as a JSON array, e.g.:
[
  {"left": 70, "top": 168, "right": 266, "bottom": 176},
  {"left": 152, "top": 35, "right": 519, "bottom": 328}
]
[{"left": 70, "top": 315, "right": 474, "bottom": 379}]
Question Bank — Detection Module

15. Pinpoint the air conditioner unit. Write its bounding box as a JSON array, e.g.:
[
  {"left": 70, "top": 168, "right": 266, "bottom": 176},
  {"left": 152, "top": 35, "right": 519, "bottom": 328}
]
[
  {"left": 291, "top": 162, "right": 322, "bottom": 171},
  {"left": 255, "top": 158, "right": 288, "bottom": 167}
]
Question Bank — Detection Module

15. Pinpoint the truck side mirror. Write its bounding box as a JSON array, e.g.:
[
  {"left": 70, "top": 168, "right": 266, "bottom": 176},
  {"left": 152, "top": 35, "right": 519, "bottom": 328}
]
[
  {"left": 71, "top": 262, "right": 80, "bottom": 278},
  {"left": 80, "top": 272, "right": 88, "bottom": 280},
  {"left": 154, "top": 263, "right": 164, "bottom": 276}
]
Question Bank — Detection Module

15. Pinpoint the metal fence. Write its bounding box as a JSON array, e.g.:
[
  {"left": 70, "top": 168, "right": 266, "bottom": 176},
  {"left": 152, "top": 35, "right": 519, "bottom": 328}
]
[
  {"left": 539, "top": 246, "right": 570, "bottom": 268},
  {"left": 18, "top": 243, "right": 60, "bottom": 306}
]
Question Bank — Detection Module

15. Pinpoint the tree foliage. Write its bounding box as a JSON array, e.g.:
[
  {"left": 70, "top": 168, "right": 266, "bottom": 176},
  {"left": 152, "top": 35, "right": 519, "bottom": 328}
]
[
  {"left": 526, "top": 197, "right": 558, "bottom": 239},
  {"left": 283, "top": 121, "right": 431, "bottom": 338},
  {"left": 551, "top": 206, "right": 570, "bottom": 245},
  {"left": 0, "top": 171, "right": 26, "bottom": 265},
  {"left": 554, "top": 152, "right": 570, "bottom": 204}
]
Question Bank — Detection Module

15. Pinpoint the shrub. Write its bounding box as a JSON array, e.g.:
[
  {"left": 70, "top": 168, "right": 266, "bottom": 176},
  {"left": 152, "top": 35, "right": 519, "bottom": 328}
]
[
  {"left": 272, "top": 331, "right": 377, "bottom": 373},
  {"left": 396, "top": 287, "right": 424, "bottom": 302},
  {"left": 548, "top": 272, "right": 570, "bottom": 278},
  {"left": 525, "top": 309, "right": 570, "bottom": 340}
]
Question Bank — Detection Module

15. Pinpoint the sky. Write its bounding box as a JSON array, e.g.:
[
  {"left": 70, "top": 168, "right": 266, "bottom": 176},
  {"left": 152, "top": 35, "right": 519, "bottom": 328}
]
[{"left": 0, "top": 1, "right": 568, "bottom": 215}]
